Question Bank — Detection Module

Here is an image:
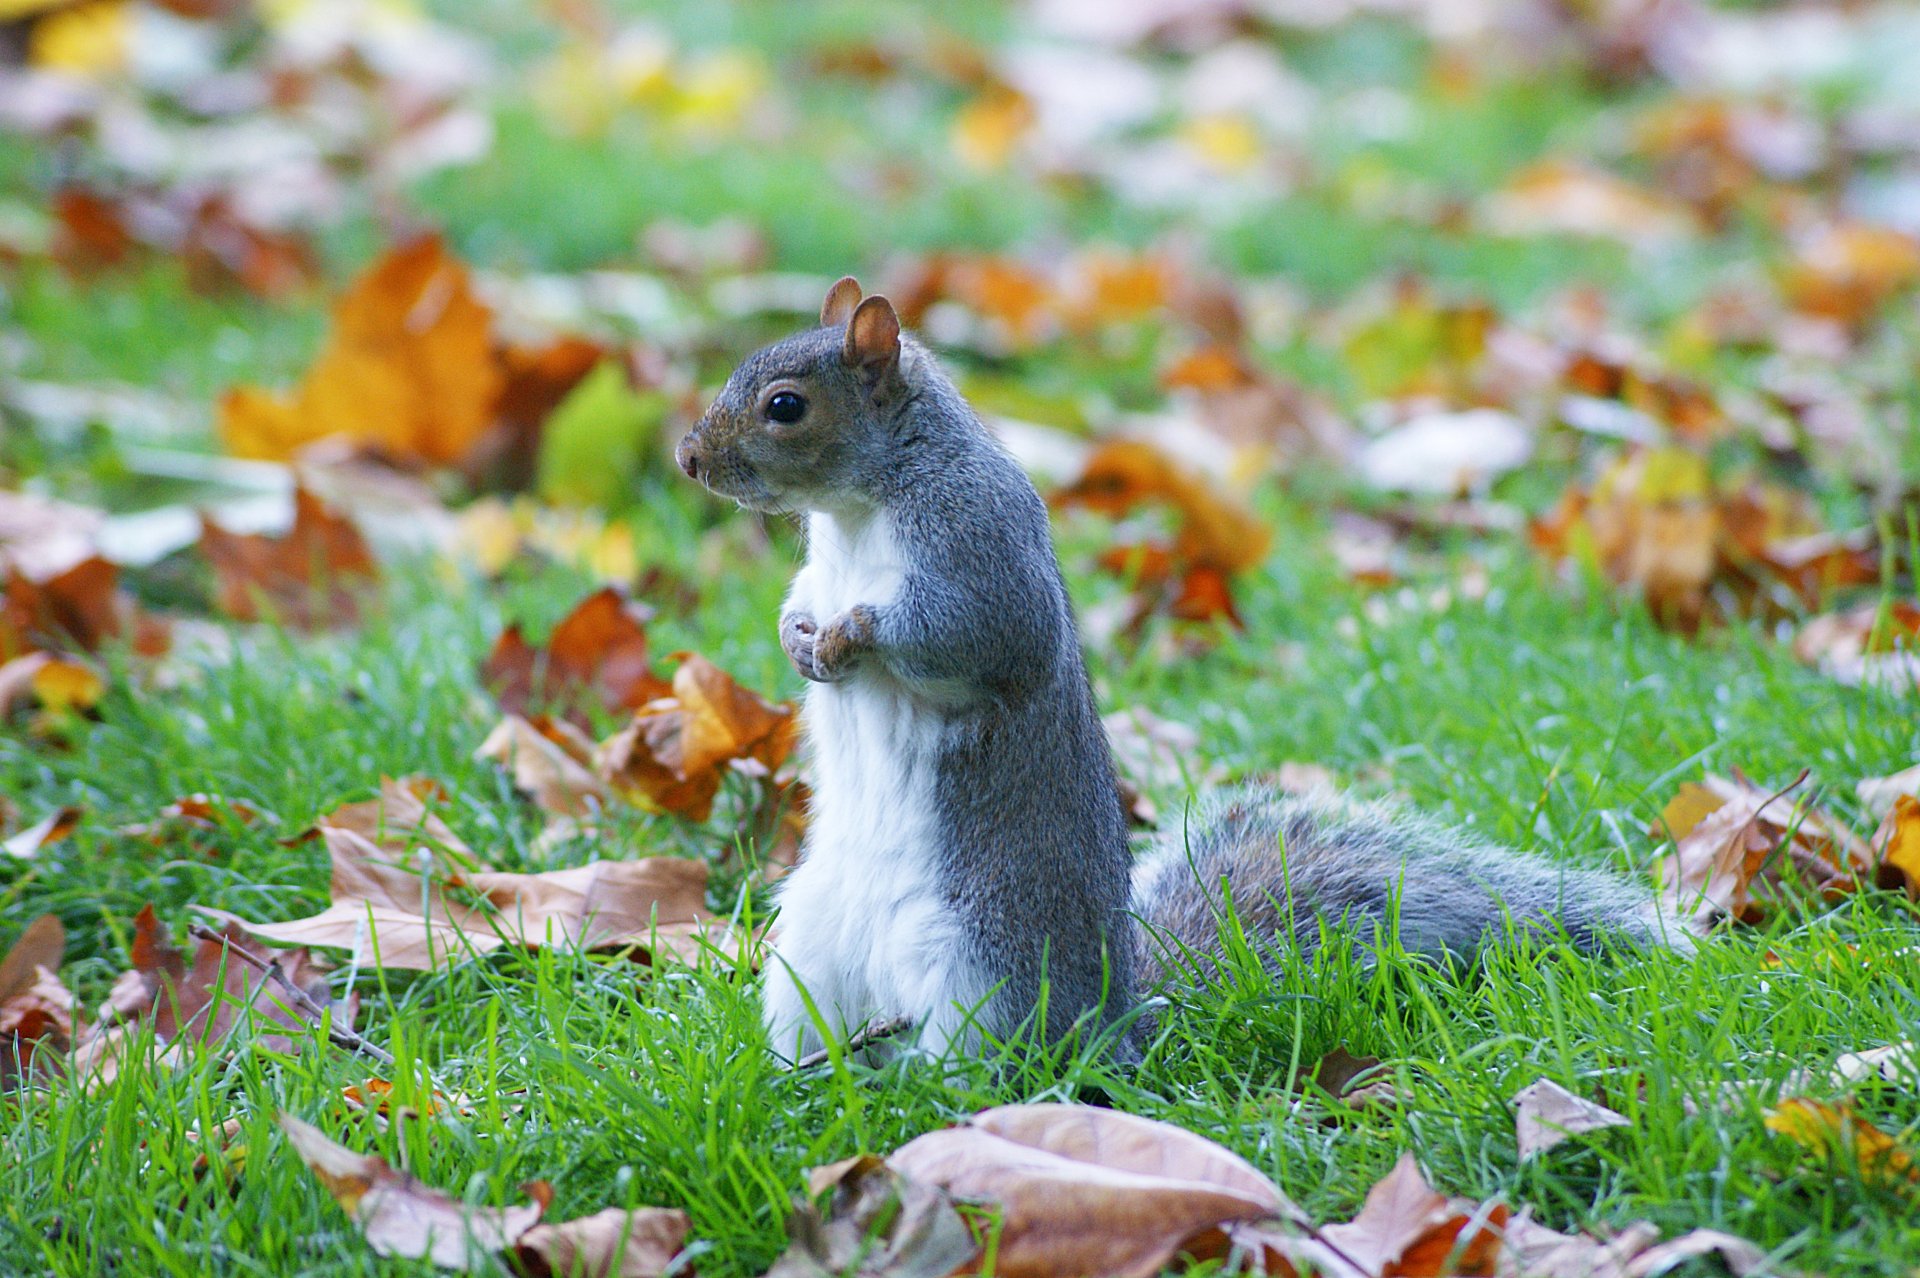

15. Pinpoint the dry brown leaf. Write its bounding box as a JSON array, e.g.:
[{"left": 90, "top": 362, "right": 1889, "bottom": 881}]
[
  {"left": 1781, "top": 221, "right": 1920, "bottom": 327},
  {"left": 1483, "top": 159, "right": 1702, "bottom": 246},
  {"left": 213, "top": 822, "right": 721, "bottom": 971},
  {"left": 220, "top": 236, "right": 505, "bottom": 465},
  {"left": 1794, "top": 602, "right": 1920, "bottom": 691},
  {"left": 1512, "top": 1079, "right": 1630, "bottom": 1159},
  {"left": 2, "top": 555, "right": 126, "bottom": 656},
  {"left": 1496, "top": 1216, "right": 1766, "bottom": 1278},
  {"left": 1857, "top": 764, "right": 1920, "bottom": 820},
  {"left": 885, "top": 1103, "right": 1299, "bottom": 1278},
  {"left": 3, "top": 806, "right": 82, "bottom": 860},
  {"left": 480, "top": 588, "right": 668, "bottom": 725},
  {"left": 597, "top": 654, "right": 797, "bottom": 822},
  {"left": 1317, "top": 1154, "right": 1506, "bottom": 1278},
  {"left": 106, "top": 905, "right": 348, "bottom": 1055},
  {"left": 200, "top": 488, "right": 379, "bottom": 629},
  {"left": 1653, "top": 771, "right": 1872, "bottom": 927},
  {"left": 514, "top": 1206, "right": 693, "bottom": 1278},
  {"left": 1306, "top": 1047, "right": 1382, "bottom": 1100},
  {"left": 121, "top": 794, "right": 261, "bottom": 847},
  {"left": 769, "top": 1154, "right": 977, "bottom": 1278},
  {"left": 279, "top": 1113, "right": 550, "bottom": 1268},
  {"left": 0, "top": 914, "right": 71, "bottom": 1087},
  {"left": 306, "top": 775, "right": 474, "bottom": 861},
  {"left": 1831, "top": 1042, "right": 1920, "bottom": 1089},
  {"left": 1765, "top": 1097, "right": 1917, "bottom": 1186},
  {"left": 477, "top": 715, "right": 610, "bottom": 818}
]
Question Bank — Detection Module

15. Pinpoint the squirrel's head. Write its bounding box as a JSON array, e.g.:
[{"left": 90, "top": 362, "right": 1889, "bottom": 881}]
[{"left": 676, "top": 276, "right": 907, "bottom": 515}]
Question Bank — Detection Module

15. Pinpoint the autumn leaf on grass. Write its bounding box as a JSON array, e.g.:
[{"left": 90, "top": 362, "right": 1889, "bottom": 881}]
[
  {"left": 1, "top": 554, "right": 127, "bottom": 656},
  {"left": 1512, "top": 1079, "right": 1630, "bottom": 1159},
  {"left": 0, "top": 914, "right": 73, "bottom": 1089},
  {"left": 1241, "top": 1153, "right": 1507, "bottom": 1278},
  {"left": 281, "top": 1113, "right": 691, "bottom": 1276},
  {"left": 480, "top": 587, "right": 669, "bottom": 725},
  {"left": 1794, "top": 601, "right": 1920, "bottom": 692},
  {"left": 120, "top": 794, "right": 262, "bottom": 848},
  {"left": 210, "top": 819, "right": 724, "bottom": 972},
  {"left": 0, "top": 652, "right": 106, "bottom": 719},
  {"left": 199, "top": 488, "right": 379, "bottom": 629},
  {"left": 1654, "top": 771, "right": 1873, "bottom": 928},
  {"left": 280, "top": 1113, "right": 550, "bottom": 1268},
  {"left": 597, "top": 654, "right": 797, "bottom": 822},
  {"left": 768, "top": 1154, "right": 978, "bottom": 1278},
  {"left": 3, "top": 806, "right": 82, "bottom": 860},
  {"left": 219, "top": 235, "right": 504, "bottom": 466},
  {"left": 477, "top": 715, "right": 610, "bottom": 819},
  {"left": 1870, "top": 795, "right": 1920, "bottom": 899},
  {"left": 1482, "top": 158, "right": 1703, "bottom": 248},
  {"left": 1766, "top": 1098, "right": 1918, "bottom": 1187},
  {"left": 1780, "top": 221, "right": 1920, "bottom": 329},
  {"left": 1053, "top": 440, "right": 1271, "bottom": 631},
  {"left": 1499, "top": 1216, "right": 1767, "bottom": 1278},
  {"left": 882, "top": 1103, "right": 1305, "bottom": 1278}
]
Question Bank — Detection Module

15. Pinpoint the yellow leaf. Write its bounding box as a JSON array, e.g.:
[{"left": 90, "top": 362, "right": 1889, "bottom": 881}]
[
  {"left": 1875, "top": 794, "right": 1920, "bottom": 898},
  {"left": 28, "top": 1, "right": 126, "bottom": 75},
  {"left": 951, "top": 89, "right": 1034, "bottom": 171},
  {"left": 1766, "top": 1098, "right": 1916, "bottom": 1185},
  {"left": 1659, "top": 782, "right": 1728, "bottom": 842},
  {"left": 30, "top": 656, "right": 104, "bottom": 713},
  {"left": 1182, "top": 114, "right": 1262, "bottom": 172}
]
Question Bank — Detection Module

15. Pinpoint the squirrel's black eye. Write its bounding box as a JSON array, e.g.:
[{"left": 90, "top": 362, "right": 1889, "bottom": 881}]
[{"left": 766, "top": 391, "right": 807, "bottom": 425}]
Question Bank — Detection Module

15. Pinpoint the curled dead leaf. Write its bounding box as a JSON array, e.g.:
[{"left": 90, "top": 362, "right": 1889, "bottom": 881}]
[
  {"left": 481, "top": 588, "right": 668, "bottom": 725},
  {"left": 1512, "top": 1079, "right": 1630, "bottom": 1159}
]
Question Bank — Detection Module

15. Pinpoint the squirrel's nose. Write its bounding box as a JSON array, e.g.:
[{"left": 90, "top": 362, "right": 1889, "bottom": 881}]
[{"left": 675, "top": 435, "right": 701, "bottom": 482}]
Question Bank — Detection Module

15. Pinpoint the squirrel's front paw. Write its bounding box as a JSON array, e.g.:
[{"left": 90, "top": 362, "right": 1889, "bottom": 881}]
[
  {"left": 809, "top": 605, "right": 877, "bottom": 683},
  {"left": 780, "top": 611, "right": 822, "bottom": 681}
]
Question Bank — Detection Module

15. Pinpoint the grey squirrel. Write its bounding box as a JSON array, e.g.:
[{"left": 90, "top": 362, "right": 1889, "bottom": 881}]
[{"left": 675, "top": 276, "right": 1681, "bottom": 1062}]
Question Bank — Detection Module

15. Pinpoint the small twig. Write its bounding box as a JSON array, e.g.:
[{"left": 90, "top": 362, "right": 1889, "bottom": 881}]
[
  {"left": 794, "top": 1015, "right": 913, "bottom": 1070},
  {"left": 188, "top": 924, "right": 395, "bottom": 1067}
]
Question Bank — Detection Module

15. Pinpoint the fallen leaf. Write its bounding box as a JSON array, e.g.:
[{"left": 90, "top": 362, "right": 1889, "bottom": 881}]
[
  {"left": 596, "top": 654, "right": 796, "bottom": 822},
  {"left": 199, "top": 488, "right": 379, "bottom": 629},
  {"left": 1512, "top": 1079, "right": 1631, "bottom": 1159},
  {"left": 1857, "top": 764, "right": 1920, "bottom": 821},
  {"left": 480, "top": 588, "right": 668, "bottom": 724},
  {"left": 1496, "top": 1216, "right": 1767, "bottom": 1278},
  {"left": 1781, "top": 221, "right": 1920, "bottom": 327},
  {"left": 1306, "top": 1047, "right": 1382, "bottom": 1100},
  {"left": 477, "top": 715, "right": 610, "bottom": 818},
  {"left": 220, "top": 236, "right": 505, "bottom": 466},
  {"left": 2, "top": 555, "right": 125, "bottom": 655},
  {"left": 1794, "top": 602, "right": 1920, "bottom": 691},
  {"left": 279, "top": 1113, "right": 549, "bottom": 1268},
  {"left": 885, "top": 1103, "right": 1300, "bottom": 1278},
  {"left": 3, "top": 806, "right": 81, "bottom": 859},
  {"left": 111, "top": 906, "right": 347, "bottom": 1055},
  {"left": 0, "top": 914, "right": 71, "bottom": 1087},
  {"left": 514, "top": 1206, "right": 693, "bottom": 1278},
  {"left": 1653, "top": 771, "right": 1872, "bottom": 927},
  {"left": 769, "top": 1154, "right": 978, "bottom": 1278},
  {"left": 1765, "top": 1098, "right": 1917, "bottom": 1185},
  {"left": 1355, "top": 408, "right": 1532, "bottom": 497},
  {"left": 211, "top": 825, "right": 721, "bottom": 971},
  {"left": 1870, "top": 795, "right": 1920, "bottom": 897},
  {"left": 1484, "top": 159, "right": 1702, "bottom": 247}
]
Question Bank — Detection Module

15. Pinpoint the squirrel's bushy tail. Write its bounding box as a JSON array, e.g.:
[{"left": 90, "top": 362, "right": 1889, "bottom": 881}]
[{"left": 1130, "top": 788, "right": 1690, "bottom": 986}]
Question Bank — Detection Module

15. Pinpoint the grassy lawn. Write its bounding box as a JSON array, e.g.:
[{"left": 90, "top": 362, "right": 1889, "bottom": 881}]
[{"left": 5, "top": 0, "right": 1920, "bottom": 1274}]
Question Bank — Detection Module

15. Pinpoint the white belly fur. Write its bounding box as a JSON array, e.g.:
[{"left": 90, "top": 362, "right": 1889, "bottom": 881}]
[{"left": 764, "top": 511, "right": 976, "bottom": 1056}]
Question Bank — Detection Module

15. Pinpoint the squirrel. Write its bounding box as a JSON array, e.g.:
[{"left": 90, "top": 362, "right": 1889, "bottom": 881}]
[{"left": 675, "top": 276, "right": 1684, "bottom": 1063}]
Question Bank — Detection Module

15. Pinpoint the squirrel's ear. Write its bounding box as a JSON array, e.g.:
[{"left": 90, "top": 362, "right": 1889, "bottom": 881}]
[
  {"left": 843, "top": 295, "right": 900, "bottom": 374},
  {"left": 820, "top": 276, "right": 863, "bottom": 327}
]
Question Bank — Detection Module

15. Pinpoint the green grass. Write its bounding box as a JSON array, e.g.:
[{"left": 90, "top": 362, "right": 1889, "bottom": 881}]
[
  {"left": 7, "top": 0, "right": 1920, "bottom": 1272},
  {"left": 4, "top": 521, "right": 1917, "bottom": 1274}
]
